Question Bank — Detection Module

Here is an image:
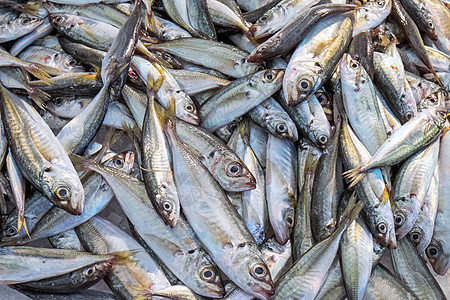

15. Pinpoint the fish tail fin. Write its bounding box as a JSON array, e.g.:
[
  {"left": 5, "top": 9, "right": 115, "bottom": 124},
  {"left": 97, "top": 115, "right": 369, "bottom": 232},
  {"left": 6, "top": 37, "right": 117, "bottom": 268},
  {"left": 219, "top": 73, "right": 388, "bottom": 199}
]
[
  {"left": 70, "top": 154, "right": 96, "bottom": 173},
  {"left": 15, "top": 2, "right": 43, "bottom": 16},
  {"left": 108, "top": 249, "right": 140, "bottom": 265},
  {"left": 23, "top": 64, "right": 52, "bottom": 85},
  {"left": 379, "top": 186, "right": 390, "bottom": 205},
  {"left": 27, "top": 87, "right": 49, "bottom": 110},
  {"left": 340, "top": 191, "right": 364, "bottom": 228},
  {"left": 146, "top": 68, "right": 164, "bottom": 92},
  {"left": 16, "top": 211, "right": 30, "bottom": 239},
  {"left": 342, "top": 166, "right": 366, "bottom": 188}
]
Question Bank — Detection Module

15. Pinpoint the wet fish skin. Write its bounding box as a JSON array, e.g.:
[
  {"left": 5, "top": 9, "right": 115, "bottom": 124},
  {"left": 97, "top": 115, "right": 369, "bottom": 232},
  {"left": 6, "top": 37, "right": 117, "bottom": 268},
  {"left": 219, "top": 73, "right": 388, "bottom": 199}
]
[
  {"left": 249, "top": 0, "right": 319, "bottom": 39},
  {"left": 426, "top": 129, "right": 450, "bottom": 275},
  {"left": 0, "top": 246, "right": 130, "bottom": 284},
  {"left": 273, "top": 194, "right": 363, "bottom": 299},
  {"left": 0, "top": 14, "right": 43, "bottom": 43},
  {"left": 266, "top": 134, "right": 297, "bottom": 245},
  {"left": 247, "top": 97, "right": 298, "bottom": 141},
  {"left": 200, "top": 69, "right": 284, "bottom": 132},
  {"left": 283, "top": 13, "right": 354, "bottom": 106},
  {"left": 344, "top": 106, "right": 447, "bottom": 187},
  {"left": 13, "top": 261, "right": 112, "bottom": 293},
  {"left": 76, "top": 216, "right": 172, "bottom": 300},
  {"left": 391, "top": 237, "right": 446, "bottom": 299},
  {"left": 310, "top": 120, "right": 341, "bottom": 242},
  {"left": 293, "top": 138, "right": 321, "bottom": 260},
  {"left": 248, "top": 4, "right": 357, "bottom": 63},
  {"left": 147, "top": 38, "right": 264, "bottom": 78},
  {"left": 391, "top": 139, "right": 439, "bottom": 240},
  {"left": 142, "top": 91, "right": 180, "bottom": 228},
  {"left": 81, "top": 161, "right": 224, "bottom": 298},
  {"left": 164, "top": 115, "right": 274, "bottom": 300},
  {"left": 0, "top": 85, "right": 85, "bottom": 215},
  {"left": 409, "top": 167, "right": 439, "bottom": 255}
]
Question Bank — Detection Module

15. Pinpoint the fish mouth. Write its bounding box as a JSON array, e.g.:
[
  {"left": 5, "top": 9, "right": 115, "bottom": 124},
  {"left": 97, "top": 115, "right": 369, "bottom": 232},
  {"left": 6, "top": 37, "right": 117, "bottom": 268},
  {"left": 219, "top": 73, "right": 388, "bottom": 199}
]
[
  {"left": 184, "top": 113, "right": 200, "bottom": 125},
  {"left": 60, "top": 198, "right": 84, "bottom": 216},
  {"left": 247, "top": 50, "right": 263, "bottom": 63},
  {"left": 250, "top": 282, "right": 275, "bottom": 300}
]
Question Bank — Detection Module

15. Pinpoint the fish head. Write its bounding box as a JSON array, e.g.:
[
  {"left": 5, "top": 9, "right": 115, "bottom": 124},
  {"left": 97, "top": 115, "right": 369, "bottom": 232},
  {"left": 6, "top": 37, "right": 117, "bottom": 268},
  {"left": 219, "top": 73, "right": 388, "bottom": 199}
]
[
  {"left": 81, "top": 262, "right": 112, "bottom": 283},
  {"left": 257, "top": 69, "right": 285, "bottom": 90},
  {"left": 103, "top": 151, "right": 135, "bottom": 174},
  {"left": 353, "top": 0, "right": 391, "bottom": 36},
  {"left": 248, "top": 36, "right": 282, "bottom": 63},
  {"left": 418, "top": 92, "right": 442, "bottom": 111},
  {"left": 315, "top": 90, "right": 333, "bottom": 122},
  {"left": 54, "top": 54, "right": 85, "bottom": 74},
  {"left": 364, "top": 202, "right": 396, "bottom": 248},
  {"left": 230, "top": 247, "right": 274, "bottom": 300},
  {"left": 430, "top": 106, "right": 448, "bottom": 129},
  {"left": 312, "top": 127, "right": 331, "bottom": 148},
  {"left": 49, "top": 13, "right": 81, "bottom": 33},
  {"left": 340, "top": 53, "right": 371, "bottom": 91},
  {"left": 214, "top": 157, "right": 256, "bottom": 192},
  {"left": 426, "top": 239, "right": 450, "bottom": 275},
  {"left": 15, "top": 15, "right": 43, "bottom": 30},
  {"left": 272, "top": 206, "right": 295, "bottom": 245},
  {"left": 172, "top": 90, "right": 199, "bottom": 125},
  {"left": 409, "top": 220, "right": 434, "bottom": 255},
  {"left": 267, "top": 114, "right": 298, "bottom": 141},
  {"left": 250, "top": 6, "right": 286, "bottom": 39},
  {"left": 191, "top": 255, "right": 224, "bottom": 298},
  {"left": 392, "top": 194, "right": 419, "bottom": 240},
  {"left": 40, "top": 164, "right": 85, "bottom": 215},
  {"left": 283, "top": 61, "right": 321, "bottom": 107}
]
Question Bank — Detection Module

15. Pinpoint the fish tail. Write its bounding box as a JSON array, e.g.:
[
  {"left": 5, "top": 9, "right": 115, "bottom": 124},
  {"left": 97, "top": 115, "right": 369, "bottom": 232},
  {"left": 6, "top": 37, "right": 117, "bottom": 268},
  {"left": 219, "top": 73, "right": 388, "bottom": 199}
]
[
  {"left": 16, "top": 211, "right": 30, "bottom": 239},
  {"left": 15, "top": 3, "right": 43, "bottom": 16},
  {"left": 108, "top": 249, "right": 140, "bottom": 265},
  {"left": 379, "top": 186, "right": 390, "bottom": 205},
  {"left": 340, "top": 192, "right": 364, "bottom": 227},
  {"left": 70, "top": 154, "right": 96, "bottom": 173},
  {"left": 27, "top": 87, "right": 49, "bottom": 110},
  {"left": 342, "top": 166, "right": 366, "bottom": 188},
  {"left": 23, "top": 64, "right": 52, "bottom": 85}
]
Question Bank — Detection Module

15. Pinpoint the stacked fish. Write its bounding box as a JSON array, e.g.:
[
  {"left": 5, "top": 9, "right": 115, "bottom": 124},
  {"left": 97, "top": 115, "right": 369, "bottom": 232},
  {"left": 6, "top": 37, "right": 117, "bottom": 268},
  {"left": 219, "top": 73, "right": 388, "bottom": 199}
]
[{"left": 0, "top": 0, "right": 448, "bottom": 299}]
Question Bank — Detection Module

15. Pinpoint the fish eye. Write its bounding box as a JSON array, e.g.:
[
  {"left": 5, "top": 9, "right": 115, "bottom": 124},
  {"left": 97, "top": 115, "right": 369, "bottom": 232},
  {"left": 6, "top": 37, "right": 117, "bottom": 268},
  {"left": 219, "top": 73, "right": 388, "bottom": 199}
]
[
  {"left": 427, "top": 246, "right": 439, "bottom": 258},
  {"left": 84, "top": 266, "right": 96, "bottom": 276},
  {"left": 316, "top": 93, "right": 327, "bottom": 104},
  {"left": 377, "top": 1, "right": 384, "bottom": 5},
  {"left": 405, "top": 111, "right": 413, "bottom": 120},
  {"left": 200, "top": 267, "right": 215, "bottom": 281},
  {"left": 265, "top": 72, "right": 274, "bottom": 81},
  {"left": 256, "top": 65, "right": 265, "bottom": 72},
  {"left": 20, "top": 17, "right": 32, "bottom": 25},
  {"left": 429, "top": 98, "right": 436, "bottom": 104},
  {"left": 5, "top": 226, "right": 18, "bottom": 237},
  {"left": 250, "top": 263, "right": 267, "bottom": 278},
  {"left": 276, "top": 123, "right": 287, "bottom": 133},
  {"left": 185, "top": 103, "right": 195, "bottom": 113},
  {"left": 55, "top": 186, "right": 71, "bottom": 200},
  {"left": 285, "top": 216, "right": 294, "bottom": 227},
  {"left": 162, "top": 201, "right": 172, "bottom": 212},
  {"left": 427, "top": 19, "right": 434, "bottom": 29},
  {"left": 410, "top": 232, "right": 421, "bottom": 244},
  {"left": 44, "top": 166, "right": 52, "bottom": 173},
  {"left": 227, "top": 163, "right": 241, "bottom": 176},
  {"left": 66, "top": 59, "right": 78, "bottom": 67},
  {"left": 259, "top": 15, "right": 268, "bottom": 22},
  {"left": 258, "top": 46, "right": 267, "bottom": 52},
  {"left": 318, "top": 135, "right": 328, "bottom": 145},
  {"left": 229, "top": 122, "right": 238, "bottom": 132},
  {"left": 298, "top": 79, "right": 311, "bottom": 92},
  {"left": 394, "top": 213, "right": 405, "bottom": 226},
  {"left": 113, "top": 158, "right": 124, "bottom": 168},
  {"left": 351, "top": 61, "right": 359, "bottom": 69},
  {"left": 53, "top": 15, "right": 65, "bottom": 25},
  {"left": 377, "top": 222, "right": 387, "bottom": 234},
  {"left": 54, "top": 97, "right": 63, "bottom": 106}
]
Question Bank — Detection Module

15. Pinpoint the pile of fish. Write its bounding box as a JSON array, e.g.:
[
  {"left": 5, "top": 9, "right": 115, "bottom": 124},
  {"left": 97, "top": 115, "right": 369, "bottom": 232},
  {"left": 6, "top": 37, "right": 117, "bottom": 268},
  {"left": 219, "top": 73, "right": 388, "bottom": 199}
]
[{"left": 0, "top": 0, "right": 448, "bottom": 299}]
